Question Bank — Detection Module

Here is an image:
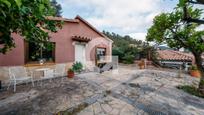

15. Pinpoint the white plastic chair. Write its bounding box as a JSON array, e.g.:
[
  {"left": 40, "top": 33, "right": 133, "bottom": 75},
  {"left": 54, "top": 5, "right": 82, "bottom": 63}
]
[
  {"left": 7, "top": 67, "right": 34, "bottom": 92},
  {"left": 53, "top": 64, "right": 66, "bottom": 77}
]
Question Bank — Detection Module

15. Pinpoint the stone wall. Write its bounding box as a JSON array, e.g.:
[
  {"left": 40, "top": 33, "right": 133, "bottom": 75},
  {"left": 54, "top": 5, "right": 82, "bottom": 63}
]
[{"left": 0, "top": 61, "right": 96, "bottom": 85}]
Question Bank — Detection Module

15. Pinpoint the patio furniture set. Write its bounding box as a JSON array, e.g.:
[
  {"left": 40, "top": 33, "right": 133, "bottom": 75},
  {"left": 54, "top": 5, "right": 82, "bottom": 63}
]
[{"left": 7, "top": 64, "right": 66, "bottom": 92}]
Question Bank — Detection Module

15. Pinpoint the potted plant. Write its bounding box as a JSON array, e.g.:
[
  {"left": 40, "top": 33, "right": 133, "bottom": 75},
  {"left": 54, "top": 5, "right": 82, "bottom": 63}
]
[
  {"left": 190, "top": 65, "right": 200, "bottom": 77},
  {"left": 67, "top": 68, "right": 74, "bottom": 78},
  {"left": 67, "top": 62, "right": 83, "bottom": 78},
  {"left": 72, "top": 62, "right": 83, "bottom": 73},
  {"left": 138, "top": 60, "right": 145, "bottom": 69}
]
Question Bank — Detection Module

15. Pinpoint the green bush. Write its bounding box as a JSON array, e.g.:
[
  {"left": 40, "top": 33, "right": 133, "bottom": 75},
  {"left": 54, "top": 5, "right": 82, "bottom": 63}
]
[
  {"left": 112, "top": 47, "right": 124, "bottom": 61},
  {"left": 191, "top": 65, "right": 198, "bottom": 70},
  {"left": 68, "top": 68, "right": 74, "bottom": 72},
  {"left": 122, "top": 54, "right": 135, "bottom": 64},
  {"left": 177, "top": 85, "right": 204, "bottom": 98},
  {"left": 72, "top": 62, "right": 83, "bottom": 72}
]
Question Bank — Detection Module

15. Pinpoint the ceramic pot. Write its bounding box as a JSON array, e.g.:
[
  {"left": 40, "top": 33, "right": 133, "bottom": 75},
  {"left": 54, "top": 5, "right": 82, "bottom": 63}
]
[
  {"left": 190, "top": 70, "right": 200, "bottom": 77},
  {"left": 67, "top": 71, "right": 74, "bottom": 78}
]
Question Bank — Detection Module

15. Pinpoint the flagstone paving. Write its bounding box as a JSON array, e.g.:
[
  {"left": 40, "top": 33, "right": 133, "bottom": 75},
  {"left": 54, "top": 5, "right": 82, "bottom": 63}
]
[{"left": 0, "top": 65, "right": 204, "bottom": 115}]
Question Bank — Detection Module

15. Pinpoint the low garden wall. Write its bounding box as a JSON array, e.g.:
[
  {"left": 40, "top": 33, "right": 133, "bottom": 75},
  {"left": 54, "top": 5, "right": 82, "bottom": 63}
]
[{"left": 0, "top": 61, "right": 96, "bottom": 85}]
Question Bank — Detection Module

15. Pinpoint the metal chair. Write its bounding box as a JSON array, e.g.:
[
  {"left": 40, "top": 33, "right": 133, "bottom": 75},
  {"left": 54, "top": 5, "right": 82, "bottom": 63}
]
[{"left": 7, "top": 67, "right": 34, "bottom": 92}]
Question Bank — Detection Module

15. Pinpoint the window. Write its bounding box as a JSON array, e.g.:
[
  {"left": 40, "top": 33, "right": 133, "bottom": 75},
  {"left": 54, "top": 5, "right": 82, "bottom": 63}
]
[
  {"left": 96, "top": 48, "right": 106, "bottom": 61},
  {"left": 25, "top": 41, "right": 55, "bottom": 63}
]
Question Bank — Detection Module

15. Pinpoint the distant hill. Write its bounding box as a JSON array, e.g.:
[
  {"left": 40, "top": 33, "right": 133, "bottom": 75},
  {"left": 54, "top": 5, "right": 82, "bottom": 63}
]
[
  {"left": 103, "top": 31, "right": 153, "bottom": 63},
  {"left": 103, "top": 31, "right": 147, "bottom": 48}
]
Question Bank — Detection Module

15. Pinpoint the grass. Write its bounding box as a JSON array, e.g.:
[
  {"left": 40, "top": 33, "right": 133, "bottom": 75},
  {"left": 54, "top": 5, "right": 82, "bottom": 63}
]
[{"left": 177, "top": 85, "right": 204, "bottom": 98}]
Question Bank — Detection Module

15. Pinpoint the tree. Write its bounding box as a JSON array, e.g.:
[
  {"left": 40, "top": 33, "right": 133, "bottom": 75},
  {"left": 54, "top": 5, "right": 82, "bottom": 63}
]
[
  {"left": 103, "top": 31, "right": 153, "bottom": 63},
  {"left": 50, "top": 0, "right": 62, "bottom": 17},
  {"left": 146, "top": 0, "right": 204, "bottom": 94},
  {"left": 0, "top": 0, "right": 61, "bottom": 54}
]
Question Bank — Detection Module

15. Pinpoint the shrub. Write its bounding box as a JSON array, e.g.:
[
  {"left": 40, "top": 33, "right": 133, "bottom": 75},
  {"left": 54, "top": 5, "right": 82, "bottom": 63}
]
[
  {"left": 177, "top": 85, "right": 204, "bottom": 98},
  {"left": 191, "top": 65, "right": 198, "bottom": 70},
  {"left": 68, "top": 68, "right": 74, "bottom": 72},
  {"left": 112, "top": 47, "right": 124, "bottom": 61},
  {"left": 122, "top": 54, "right": 135, "bottom": 64},
  {"left": 72, "top": 61, "right": 83, "bottom": 72}
]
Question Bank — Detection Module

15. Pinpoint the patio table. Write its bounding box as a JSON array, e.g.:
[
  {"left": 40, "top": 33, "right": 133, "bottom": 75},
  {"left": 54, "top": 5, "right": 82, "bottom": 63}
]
[{"left": 35, "top": 68, "right": 54, "bottom": 80}]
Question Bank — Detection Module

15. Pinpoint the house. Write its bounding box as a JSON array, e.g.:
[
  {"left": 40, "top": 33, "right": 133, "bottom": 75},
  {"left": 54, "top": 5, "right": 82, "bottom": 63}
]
[
  {"left": 157, "top": 50, "right": 195, "bottom": 69},
  {"left": 0, "top": 15, "right": 113, "bottom": 80}
]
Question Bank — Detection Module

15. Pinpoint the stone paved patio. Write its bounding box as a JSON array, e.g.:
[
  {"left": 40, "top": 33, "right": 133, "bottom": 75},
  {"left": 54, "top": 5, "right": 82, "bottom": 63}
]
[{"left": 0, "top": 65, "right": 204, "bottom": 115}]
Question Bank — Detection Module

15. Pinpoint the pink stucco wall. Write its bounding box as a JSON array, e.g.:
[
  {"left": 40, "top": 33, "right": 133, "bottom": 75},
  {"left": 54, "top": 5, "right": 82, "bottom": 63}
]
[
  {"left": 0, "top": 17, "right": 112, "bottom": 66},
  {"left": 86, "top": 38, "right": 111, "bottom": 61},
  {"left": 0, "top": 34, "right": 25, "bottom": 66}
]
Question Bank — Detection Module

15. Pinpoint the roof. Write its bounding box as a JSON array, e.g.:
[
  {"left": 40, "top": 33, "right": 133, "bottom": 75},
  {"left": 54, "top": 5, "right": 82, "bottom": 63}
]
[
  {"left": 46, "top": 16, "right": 79, "bottom": 23},
  {"left": 46, "top": 15, "right": 113, "bottom": 43},
  {"left": 157, "top": 50, "right": 194, "bottom": 61},
  {"left": 75, "top": 15, "right": 113, "bottom": 43}
]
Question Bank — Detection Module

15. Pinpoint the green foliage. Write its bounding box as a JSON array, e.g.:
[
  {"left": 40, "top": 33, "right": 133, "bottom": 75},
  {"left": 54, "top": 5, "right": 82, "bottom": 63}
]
[
  {"left": 191, "top": 65, "right": 198, "bottom": 70},
  {"left": 177, "top": 85, "right": 204, "bottom": 98},
  {"left": 151, "top": 49, "right": 159, "bottom": 65},
  {"left": 103, "top": 31, "right": 151, "bottom": 63},
  {"left": 112, "top": 47, "right": 124, "bottom": 60},
  {"left": 0, "top": 0, "right": 62, "bottom": 54},
  {"left": 50, "top": 0, "right": 62, "bottom": 17},
  {"left": 122, "top": 54, "right": 135, "bottom": 64},
  {"left": 68, "top": 68, "right": 74, "bottom": 72},
  {"left": 147, "top": 1, "right": 204, "bottom": 92},
  {"left": 72, "top": 61, "right": 83, "bottom": 73},
  {"left": 44, "top": 42, "right": 55, "bottom": 51},
  {"left": 146, "top": 3, "right": 204, "bottom": 54},
  {"left": 200, "top": 79, "right": 204, "bottom": 86}
]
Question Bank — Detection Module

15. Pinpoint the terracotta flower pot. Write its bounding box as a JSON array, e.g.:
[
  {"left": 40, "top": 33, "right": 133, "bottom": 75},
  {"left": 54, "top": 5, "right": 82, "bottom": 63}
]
[
  {"left": 139, "top": 65, "right": 145, "bottom": 69},
  {"left": 138, "top": 59, "right": 145, "bottom": 69},
  {"left": 190, "top": 70, "right": 200, "bottom": 78},
  {"left": 67, "top": 71, "right": 74, "bottom": 78}
]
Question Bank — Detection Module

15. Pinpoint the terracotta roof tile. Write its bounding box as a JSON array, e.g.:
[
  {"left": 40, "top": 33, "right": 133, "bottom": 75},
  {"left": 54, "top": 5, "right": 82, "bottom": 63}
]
[
  {"left": 157, "top": 50, "right": 194, "bottom": 61},
  {"left": 75, "top": 15, "right": 113, "bottom": 43},
  {"left": 47, "top": 15, "right": 113, "bottom": 42},
  {"left": 46, "top": 16, "right": 79, "bottom": 23},
  {"left": 72, "top": 35, "right": 91, "bottom": 42}
]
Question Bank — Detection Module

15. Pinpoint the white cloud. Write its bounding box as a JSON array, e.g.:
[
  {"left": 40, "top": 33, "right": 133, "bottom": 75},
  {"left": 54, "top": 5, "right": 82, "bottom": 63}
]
[
  {"left": 58, "top": 0, "right": 177, "bottom": 41},
  {"left": 129, "top": 33, "right": 147, "bottom": 41},
  {"left": 196, "top": 25, "right": 204, "bottom": 31}
]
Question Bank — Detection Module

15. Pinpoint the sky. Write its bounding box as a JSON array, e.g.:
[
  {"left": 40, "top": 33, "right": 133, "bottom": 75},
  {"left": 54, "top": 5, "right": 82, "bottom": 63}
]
[{"left": 56, "top": 0, "right": 203, "bottom": 41}]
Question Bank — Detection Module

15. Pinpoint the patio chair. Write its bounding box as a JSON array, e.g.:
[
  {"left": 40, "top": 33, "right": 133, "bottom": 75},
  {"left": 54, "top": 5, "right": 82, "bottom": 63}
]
[
  {"left": 7, "top": 67, "right": 34, "bottom": 92},
  {"left": 53, "top": 64, "right": 66, "bottom": 82},
  {"left": 53, "top": 64, "right": 66, "bottom": 77}
]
